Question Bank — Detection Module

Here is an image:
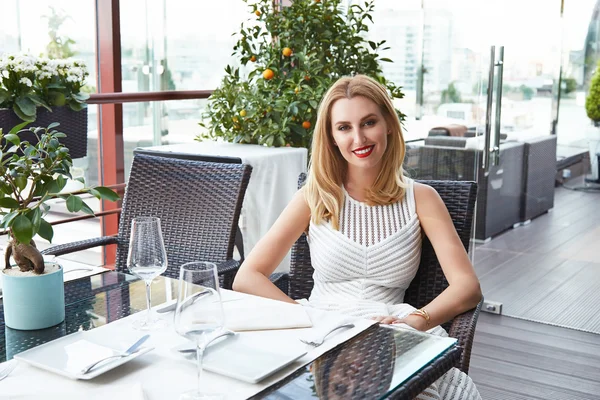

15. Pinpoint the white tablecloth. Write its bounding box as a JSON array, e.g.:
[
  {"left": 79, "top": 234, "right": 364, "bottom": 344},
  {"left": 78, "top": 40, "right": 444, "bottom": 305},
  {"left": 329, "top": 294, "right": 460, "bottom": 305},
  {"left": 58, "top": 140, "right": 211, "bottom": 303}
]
[
  {"left": 145, "top": 142, "right": 308, "bottom": 273},
  {"left": 0, "top": 290, "right": 375, "bottom": 400}
]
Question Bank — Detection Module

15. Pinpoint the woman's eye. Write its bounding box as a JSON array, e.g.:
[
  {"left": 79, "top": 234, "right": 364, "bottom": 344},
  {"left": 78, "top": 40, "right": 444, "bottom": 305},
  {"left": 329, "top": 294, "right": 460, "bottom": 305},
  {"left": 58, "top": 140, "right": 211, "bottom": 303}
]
[
  {"left": 337, "top": 125, "right": 349, "bottom": 131},
  {"left": 363, "top": 120, "right": 376, "bottom": 126}
]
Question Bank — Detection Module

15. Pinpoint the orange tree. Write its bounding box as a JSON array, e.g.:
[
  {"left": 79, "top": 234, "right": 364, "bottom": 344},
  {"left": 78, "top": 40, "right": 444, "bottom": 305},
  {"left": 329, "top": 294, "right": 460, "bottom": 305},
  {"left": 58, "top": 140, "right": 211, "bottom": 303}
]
[{"left": 200, "top": 0, "right": 404, "bottom": 148}]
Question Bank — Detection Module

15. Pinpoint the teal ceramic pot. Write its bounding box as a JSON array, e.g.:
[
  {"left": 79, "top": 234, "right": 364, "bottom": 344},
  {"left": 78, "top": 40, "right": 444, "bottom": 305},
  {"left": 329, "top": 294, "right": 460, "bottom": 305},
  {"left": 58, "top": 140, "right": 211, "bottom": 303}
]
[{"left": 1, "top": 263, "right": 65, "bottom": 330}]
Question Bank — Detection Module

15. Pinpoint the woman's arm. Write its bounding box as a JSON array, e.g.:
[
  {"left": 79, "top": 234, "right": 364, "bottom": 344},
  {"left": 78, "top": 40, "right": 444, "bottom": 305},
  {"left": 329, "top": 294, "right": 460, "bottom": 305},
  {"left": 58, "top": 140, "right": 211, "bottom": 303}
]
[
  {"left": 401, "top": 182, "right": 482, "bottom": 330},
  {"left": 232, "top": 189, "right": 311, "bottom": 303}
]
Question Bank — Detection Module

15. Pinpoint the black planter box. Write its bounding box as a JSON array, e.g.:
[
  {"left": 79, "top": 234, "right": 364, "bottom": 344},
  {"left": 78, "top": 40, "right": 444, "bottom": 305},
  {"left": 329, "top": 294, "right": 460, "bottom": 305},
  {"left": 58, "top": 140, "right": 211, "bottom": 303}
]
[{"left": 0, "top": 107, "right": 88, "bottom": 159}]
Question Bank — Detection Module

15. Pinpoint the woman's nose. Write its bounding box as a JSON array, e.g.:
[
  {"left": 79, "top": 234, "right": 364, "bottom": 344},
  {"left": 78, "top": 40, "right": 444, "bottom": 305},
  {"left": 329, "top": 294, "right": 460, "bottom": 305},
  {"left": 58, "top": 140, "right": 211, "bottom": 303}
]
[{"left": 353, "top": 131, "right": 366, "bottom": 145}]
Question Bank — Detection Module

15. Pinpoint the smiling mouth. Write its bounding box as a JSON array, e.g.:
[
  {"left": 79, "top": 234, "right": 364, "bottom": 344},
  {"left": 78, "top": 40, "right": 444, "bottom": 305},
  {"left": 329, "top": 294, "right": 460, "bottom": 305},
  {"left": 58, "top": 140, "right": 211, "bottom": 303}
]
[{"left": 352, "top": 145, "right": 375, "bottom": 158}]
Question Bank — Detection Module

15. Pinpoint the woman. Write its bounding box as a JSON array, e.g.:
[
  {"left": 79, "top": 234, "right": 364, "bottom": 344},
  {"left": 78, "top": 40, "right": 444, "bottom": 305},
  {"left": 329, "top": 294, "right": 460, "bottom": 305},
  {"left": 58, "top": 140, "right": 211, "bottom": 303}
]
[{"left": 233, "top": 74, "right": 482, "bottom": 399}]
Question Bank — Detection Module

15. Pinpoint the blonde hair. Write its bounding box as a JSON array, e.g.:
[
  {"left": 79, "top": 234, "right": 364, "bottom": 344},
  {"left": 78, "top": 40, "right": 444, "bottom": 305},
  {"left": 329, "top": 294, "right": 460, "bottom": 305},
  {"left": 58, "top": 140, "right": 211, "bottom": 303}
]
[{"left": 304, "top": 74, "right": 408, "bottom": 230}]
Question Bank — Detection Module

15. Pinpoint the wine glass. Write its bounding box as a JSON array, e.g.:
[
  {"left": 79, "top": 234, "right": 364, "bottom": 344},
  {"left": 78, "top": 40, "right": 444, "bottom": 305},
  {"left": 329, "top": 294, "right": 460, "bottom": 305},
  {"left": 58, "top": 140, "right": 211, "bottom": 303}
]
[
  {"left": 174, "top": 262, "right": 224, "bottom": 400},
  {"left": 127, "top": 216, "right": 168, "bottom": 330}
]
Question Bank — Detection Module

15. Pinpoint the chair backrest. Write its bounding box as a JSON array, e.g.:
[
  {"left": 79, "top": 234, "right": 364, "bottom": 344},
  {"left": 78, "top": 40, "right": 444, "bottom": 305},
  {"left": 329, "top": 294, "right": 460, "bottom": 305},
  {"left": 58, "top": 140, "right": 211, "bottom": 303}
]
[
  {"left": 289, "top": 175, "right": 477, "bottom": 331},
  {"left": 115, "top": 153, "right": 252, "bottom": 279}
]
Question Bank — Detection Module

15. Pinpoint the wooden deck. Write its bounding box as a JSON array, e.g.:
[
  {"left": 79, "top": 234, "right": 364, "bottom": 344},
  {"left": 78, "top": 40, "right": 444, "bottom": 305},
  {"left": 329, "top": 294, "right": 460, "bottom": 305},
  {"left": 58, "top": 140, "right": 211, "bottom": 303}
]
[{"left": 469, "top": 181, "right": 600, "bottom": 398}]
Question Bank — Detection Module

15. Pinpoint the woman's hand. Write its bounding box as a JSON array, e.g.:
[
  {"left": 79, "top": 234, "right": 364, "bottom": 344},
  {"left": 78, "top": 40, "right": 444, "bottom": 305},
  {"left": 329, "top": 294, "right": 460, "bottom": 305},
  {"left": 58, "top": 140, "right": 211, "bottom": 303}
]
[{"left": 371, "top": 315, "right": 428, "bottom": 331}]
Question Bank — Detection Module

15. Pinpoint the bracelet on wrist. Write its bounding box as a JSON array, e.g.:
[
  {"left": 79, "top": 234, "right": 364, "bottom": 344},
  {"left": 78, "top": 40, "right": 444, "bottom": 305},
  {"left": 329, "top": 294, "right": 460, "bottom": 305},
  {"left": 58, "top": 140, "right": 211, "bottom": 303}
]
[{"left": 410, "top": 308, "right": 431, "bottom": 327}]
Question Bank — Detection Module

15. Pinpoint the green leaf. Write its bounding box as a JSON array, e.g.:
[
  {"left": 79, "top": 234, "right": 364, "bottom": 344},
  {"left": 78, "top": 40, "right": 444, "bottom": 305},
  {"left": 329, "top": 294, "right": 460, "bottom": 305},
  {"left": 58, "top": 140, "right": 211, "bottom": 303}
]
[
  {"left": 47, "top": 122, "right": 60, "bottom": 129},
  {"left": 8, "top": 121, "right": 30, "bottom": 136},
  {"left": 75, "top": 177, "right": 85, "bottom": 184},
  {"left": 56, "top": 176, "right": 67, "bottom": 192},
  {"left": 69, "top": 101, "right": 86, "bottom": 112},
  {"left": 15, "top": 96, "right": 37, "bottom": 117},
  {"left": 72, "top": 92, "right": 90, "bottom": 102},
  {"left": 66, "top": 195, "right": 83, "bottom": 212},
  {"left": 3, "top": 134, "right": 20, "bottom": 146},
  {"left": 379, "top": 57, "right": 393, "bottom": 63},
  {"left": 27, "top": 208, "right": 42, "bottom": 232},
  {"left": 0, "top": 197, "right": 20, "bottom": 209},
  {"left": 14, "top": 175, "right": 27, "bottom": 191},
  {"left": 0, "top": 89, "right": 9, "bottom": 105},
  {"left": 12, "top": 214, "right": 34, "bottom": 244},
  {"left": 37, "top": 219, "right": 54, "bottom": 242},
  {"left": 13, "top": 103, "right": 36, "bottom": 122},
  {"left": 28, "top": 94, "right": 52, "bottom": 111},
  {"left": 1, "top": 211, "right": 18, "bottom": 229},
  {"left": 92, "top": 186, "right": 120, "bottom": 202},
  {"left": 80, "top": 201, "right": 95, "bottom": 215}
]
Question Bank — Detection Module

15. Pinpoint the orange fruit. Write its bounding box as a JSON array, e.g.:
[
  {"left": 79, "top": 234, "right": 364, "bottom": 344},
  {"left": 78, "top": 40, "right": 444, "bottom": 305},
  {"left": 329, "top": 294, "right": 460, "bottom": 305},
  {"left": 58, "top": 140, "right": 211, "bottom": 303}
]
[
  {"left": 262, "top": 68, "right": 275, "bottom": 80},
  {"left": 250, "top": 55, "right": 256, "bottom": 62},
  {"left": 255, "top": 10, "right": 261, "bottom": 16},
  {"left": 282, "top": 47, "right": 292, "bottom": 57},
  {"left": 302, "top": 121, "right": 311, "bottom": 129},
  {"left": 315, "top": 0, "right": 321, "bottom": 2},
  {"left": 304, "top": 75, "right": 310, "bottom": 81},
  {"left": 239, "top": 110, "right": 247, "bottom": 117}
]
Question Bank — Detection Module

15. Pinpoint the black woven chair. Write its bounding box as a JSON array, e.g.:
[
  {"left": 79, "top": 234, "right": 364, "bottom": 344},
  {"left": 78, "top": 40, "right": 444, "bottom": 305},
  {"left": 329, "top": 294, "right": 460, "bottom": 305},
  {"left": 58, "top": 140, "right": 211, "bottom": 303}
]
[
  {"left": 42, "top": 153, "right": 252, "bottom": 289},
  {"left": 271, "top": 175, "right": 482, "bottom": 374}
]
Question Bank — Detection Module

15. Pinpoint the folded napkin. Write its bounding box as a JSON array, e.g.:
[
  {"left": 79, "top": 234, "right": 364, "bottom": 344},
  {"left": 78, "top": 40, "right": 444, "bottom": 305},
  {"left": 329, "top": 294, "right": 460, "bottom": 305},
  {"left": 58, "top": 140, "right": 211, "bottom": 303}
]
[
  {"left": 298, "top": 316, "right": 357, "bottom": 344},
  {"left": 223, "top": 301, "right": 312, "bottom": 331},
  {"left": 0, "top": 382, "right": 146, "bottom": 400},
  {"left": 45, "top": 256, "right": 110, "bottom": 282}
]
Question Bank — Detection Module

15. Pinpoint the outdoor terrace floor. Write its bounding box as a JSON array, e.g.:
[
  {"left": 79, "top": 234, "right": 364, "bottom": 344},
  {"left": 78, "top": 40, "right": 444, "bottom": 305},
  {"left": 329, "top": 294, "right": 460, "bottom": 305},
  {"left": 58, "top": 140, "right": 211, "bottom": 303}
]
[{"left": 470, "top": 178, "right": 600, "bottom": 399}]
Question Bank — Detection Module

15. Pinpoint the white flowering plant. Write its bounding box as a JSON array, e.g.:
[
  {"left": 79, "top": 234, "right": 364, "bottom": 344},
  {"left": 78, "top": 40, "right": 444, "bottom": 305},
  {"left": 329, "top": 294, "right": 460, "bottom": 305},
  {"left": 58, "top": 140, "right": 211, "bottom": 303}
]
[{"left": 0, "top": 54, "right": 90, "bottom": 122}]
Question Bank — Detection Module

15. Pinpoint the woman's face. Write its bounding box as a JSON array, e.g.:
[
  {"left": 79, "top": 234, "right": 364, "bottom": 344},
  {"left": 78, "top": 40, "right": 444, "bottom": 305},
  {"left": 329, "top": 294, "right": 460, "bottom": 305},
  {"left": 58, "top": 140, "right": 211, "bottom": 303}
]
[{"left": 329, "top": 96, "right": 390, "bottom": 175}]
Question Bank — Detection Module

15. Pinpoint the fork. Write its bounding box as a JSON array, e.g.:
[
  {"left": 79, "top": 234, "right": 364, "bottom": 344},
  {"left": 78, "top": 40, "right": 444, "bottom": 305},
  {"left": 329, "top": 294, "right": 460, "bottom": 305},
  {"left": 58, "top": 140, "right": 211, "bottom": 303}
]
[
  {"left": 299, "top": 323, "right": 355, "bottom": 347},
  {"left": 79, "top": 334, "right": 150, "bottom": 375},
  {"left": 0, "top": 360, "right": 17, "bottom": 382}
]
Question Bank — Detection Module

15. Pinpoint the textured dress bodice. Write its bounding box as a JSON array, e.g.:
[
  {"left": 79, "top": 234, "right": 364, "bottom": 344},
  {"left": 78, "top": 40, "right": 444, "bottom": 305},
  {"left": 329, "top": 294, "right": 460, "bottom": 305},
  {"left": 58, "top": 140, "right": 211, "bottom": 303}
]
[{"left": 306, "top": 178, "right": 422, "bottom": 317}]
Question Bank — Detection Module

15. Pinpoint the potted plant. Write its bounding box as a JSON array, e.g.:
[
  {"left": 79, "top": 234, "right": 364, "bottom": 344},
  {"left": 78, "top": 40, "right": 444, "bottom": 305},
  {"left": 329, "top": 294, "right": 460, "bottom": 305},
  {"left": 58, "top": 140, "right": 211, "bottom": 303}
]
[
  {"left": 0, "top": 122, "right": 118, "bottom": 330},
  {"left": 0, "top": 54, "right": 90, "bottom": 158},
  {"left": 200, "top": 0, "right": 404, "bottom": 149},
  {"left": 584, "top": 61, "right": 600, "bottom": 183}
]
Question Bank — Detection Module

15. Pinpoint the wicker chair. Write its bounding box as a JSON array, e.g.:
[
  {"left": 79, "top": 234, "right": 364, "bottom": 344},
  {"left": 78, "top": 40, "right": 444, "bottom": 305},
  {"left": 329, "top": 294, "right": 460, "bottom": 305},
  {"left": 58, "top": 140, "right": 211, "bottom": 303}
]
[
  {"left": 271, "top": 175, "right": 482, "bottom": 374},
  {"left": 42, "top": 153, "right": 252, "bottom": 289}
]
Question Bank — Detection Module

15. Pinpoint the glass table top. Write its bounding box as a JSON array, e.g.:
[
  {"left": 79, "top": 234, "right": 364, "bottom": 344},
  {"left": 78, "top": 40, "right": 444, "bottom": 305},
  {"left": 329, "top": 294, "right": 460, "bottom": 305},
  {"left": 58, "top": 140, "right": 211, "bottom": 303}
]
[{"left": 0, "top": 272, "right": 458, "bottom": 399}]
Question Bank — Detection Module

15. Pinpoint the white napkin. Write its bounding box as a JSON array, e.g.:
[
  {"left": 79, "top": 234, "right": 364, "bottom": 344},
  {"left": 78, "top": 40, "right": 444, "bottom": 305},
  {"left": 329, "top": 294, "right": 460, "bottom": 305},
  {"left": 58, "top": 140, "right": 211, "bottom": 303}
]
[
  {"left": 298, "top": 315, "right": 357, "bottom": 344},
  {"left": 44, "top": 255, "right": 110, "bottom": 282},
  {"left": 223, "top": 298, "right": 312, "bottom": 331},
  {"left": 0, "top": 382, "right": 146, "bottom": 400}
]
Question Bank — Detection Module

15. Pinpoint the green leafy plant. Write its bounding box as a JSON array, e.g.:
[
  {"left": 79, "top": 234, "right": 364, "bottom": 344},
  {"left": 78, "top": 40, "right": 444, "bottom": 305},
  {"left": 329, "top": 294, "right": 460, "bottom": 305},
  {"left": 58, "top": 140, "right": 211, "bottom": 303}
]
[
  {"left": 586, "top": 63, "right": 600, "bottom": 123},
  {"left": 200, "top": 0, "right": 404, "bottom": 148},
  {"left": 0, "top": 54, "right": 90, "bottom": 122},
  {"left": 0, "top": 122, "right": 119, "bottom": 274}
]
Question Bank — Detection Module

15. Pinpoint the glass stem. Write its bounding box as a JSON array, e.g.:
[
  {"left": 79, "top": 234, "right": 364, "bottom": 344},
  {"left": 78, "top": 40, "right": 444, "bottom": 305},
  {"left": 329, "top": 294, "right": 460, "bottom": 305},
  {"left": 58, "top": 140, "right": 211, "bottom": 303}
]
[
  {"left": 145, "top": 281, "right": 152, "bottom": 324},
  {"left": 196, "top": 344, "right": 205, "bottom": 394}
]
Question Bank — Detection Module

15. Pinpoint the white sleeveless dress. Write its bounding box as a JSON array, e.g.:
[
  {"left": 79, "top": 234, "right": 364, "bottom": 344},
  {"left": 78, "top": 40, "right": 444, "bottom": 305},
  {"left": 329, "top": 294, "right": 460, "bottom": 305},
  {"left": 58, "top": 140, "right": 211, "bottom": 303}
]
[{"left": 305, "top": 178, "right": 481, "bottom": 400}]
